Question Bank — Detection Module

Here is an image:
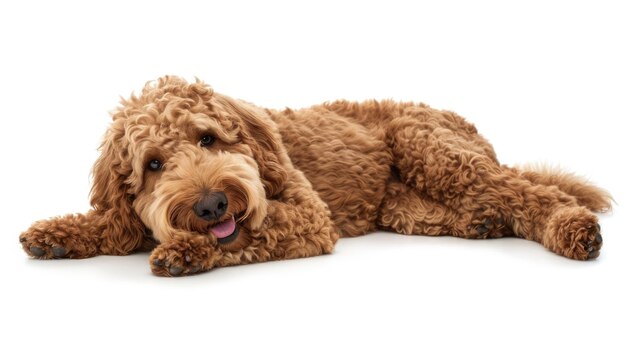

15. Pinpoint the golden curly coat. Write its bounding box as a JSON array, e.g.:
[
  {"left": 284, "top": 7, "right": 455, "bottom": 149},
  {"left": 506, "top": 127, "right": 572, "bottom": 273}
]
[{"left": 20, "top": 76, "right": 612, "bottom": 276}]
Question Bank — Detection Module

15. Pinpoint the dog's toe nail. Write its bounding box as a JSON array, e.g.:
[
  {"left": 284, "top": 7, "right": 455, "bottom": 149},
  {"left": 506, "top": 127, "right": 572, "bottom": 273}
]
[
  {"left": 586, "top": 245, "right": 594, "bottom": 252},
  {"left": 189, "top": 266, "right": 200, "bottom": 274},
  {"left": 185, "top": 254, "right": 192, "bottom": 263},
  {"left": 596, "top": 223, "right": 601, "bottom": 232},
  {"left": 595, "top": 234, "right": 603, "bottom": 244},
  {"left": 30, "top": 246, "right": 45, "bottom": 257},
  {"left": 19, "top": 236, "right": 27, "bottom": 243},
  {"left": 484, "top": 218, "right": 493, "bottom": 228},
  {"left": 52, "top": 247, "right": 66, "bottom": 258},
  {"left": 169, "top": 266, "right": 184, "bottom": 276},
  {"left": 476, "top": 225, "right": 489, "bottom": 235},
  {"left": 153, "top": 259, "right": 164, "bottom": 267}
]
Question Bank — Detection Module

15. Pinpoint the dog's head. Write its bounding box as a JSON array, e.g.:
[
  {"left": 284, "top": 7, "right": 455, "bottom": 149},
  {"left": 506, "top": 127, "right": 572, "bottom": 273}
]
[{"left": 91, "top": 76, "right": 288, "bottom": 252}]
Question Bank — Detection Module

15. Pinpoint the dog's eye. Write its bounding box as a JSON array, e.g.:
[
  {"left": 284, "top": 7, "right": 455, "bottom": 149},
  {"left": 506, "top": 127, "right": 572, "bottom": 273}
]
[
  {"left": 200, "top": 135, "right": 215, "bottom": 147},
  {"left": 147, "top": 159, "right": 163, "bottom": 171}
]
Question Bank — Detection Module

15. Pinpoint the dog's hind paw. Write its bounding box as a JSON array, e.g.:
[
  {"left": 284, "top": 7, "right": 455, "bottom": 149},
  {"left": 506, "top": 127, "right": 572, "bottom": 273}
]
[
  {"left": 544, "top": 207, "right": 603, "bottom": 260},
  {"left": 467, "top": 209, "right": 512, "bottom": 239}
]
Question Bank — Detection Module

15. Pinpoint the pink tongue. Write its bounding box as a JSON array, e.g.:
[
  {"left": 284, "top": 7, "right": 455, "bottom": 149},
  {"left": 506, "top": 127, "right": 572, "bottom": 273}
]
[{"left": 209, "top": 217, "right": 236, "bottom": 238}]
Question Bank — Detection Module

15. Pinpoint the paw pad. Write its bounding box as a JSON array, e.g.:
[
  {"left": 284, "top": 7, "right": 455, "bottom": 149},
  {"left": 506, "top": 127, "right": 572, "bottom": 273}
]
[
  {"left": 30, "top": 246, "right": 45, "bottom": 257},
  {"left": 168, "top": 266, "right": 184, "bottom": 276},
  {"left": 52, "top": 247, "right": 67, "bottom": 258}
]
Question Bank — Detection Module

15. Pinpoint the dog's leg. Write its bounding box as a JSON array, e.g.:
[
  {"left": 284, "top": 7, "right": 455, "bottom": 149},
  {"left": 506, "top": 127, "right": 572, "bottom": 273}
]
[
  {"left": 20, "top": 209, "right": 153, "bottom": 259},
  {"left": 19, "top": 211, "right": 103, "bottom": 259},
  {"left": 386, "top": 112, "right": 604, "bottom": 260},
  {"left": 149, "top": 198, "right": 339, "bottom": 276},
  {"left": 377, "top": 182, "right": 512, "bottom": 238},
  {"left": 477, "top": 169, "right": 603, "bottom": 260}
]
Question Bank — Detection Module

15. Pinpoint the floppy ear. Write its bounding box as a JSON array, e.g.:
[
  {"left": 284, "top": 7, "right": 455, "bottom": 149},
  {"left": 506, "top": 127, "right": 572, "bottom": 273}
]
[
  {"left": 90, "top": 129, "right": 146, "bottom": 255},
  {"left": 215, "top": 94, "right": 288, "bottom": 198}
]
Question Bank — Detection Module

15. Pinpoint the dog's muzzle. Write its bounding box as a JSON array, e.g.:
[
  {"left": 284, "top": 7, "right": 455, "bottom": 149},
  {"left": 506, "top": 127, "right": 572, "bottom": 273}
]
[{"left": 194, "top": 191, "right": 239, "bottom": 244}]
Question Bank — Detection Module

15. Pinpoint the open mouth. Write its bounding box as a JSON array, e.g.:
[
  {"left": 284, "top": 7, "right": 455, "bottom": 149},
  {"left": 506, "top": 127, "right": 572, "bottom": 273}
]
[{"left": 208, "top": 217, "right": 239, "bottom": 244}]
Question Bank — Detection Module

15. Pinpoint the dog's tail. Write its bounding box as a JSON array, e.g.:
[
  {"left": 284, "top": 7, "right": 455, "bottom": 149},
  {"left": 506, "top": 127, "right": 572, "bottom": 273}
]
[{"left": 514, "top": 164, "right": 613, "bottom": 213}]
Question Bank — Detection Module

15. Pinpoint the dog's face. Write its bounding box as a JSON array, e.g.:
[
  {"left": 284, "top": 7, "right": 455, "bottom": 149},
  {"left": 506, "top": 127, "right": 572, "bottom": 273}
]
[{"left": 90, "top": 77, "right": 287, "bottom": 248}]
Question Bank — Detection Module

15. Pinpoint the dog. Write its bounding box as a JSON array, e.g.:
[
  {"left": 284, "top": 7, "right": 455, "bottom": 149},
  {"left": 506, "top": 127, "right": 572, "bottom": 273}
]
[{"left": 19, "top": 76, "right": 612, "bottom": 276}]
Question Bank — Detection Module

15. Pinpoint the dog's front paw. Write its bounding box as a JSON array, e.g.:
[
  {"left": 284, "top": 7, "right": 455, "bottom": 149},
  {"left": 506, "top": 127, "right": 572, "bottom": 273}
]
[
  {"left": 19, "top": 215, "right": 99, "bottom": 259},
  {"left": 149, "top": 235, "right": 218, "bottom": 277},
  {"left": 544, "top": 207, "right": 603, "bottom": 260}
]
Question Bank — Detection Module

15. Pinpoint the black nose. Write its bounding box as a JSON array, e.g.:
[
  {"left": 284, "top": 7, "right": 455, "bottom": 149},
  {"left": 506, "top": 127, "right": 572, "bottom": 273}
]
[{"left": 193, "top": 192, "right": 228, "bottom": 221}]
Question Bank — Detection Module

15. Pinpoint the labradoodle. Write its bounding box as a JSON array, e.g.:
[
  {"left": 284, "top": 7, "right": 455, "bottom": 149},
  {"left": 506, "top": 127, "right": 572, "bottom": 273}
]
[{"left": 19, "top": 76, "right": 612, "bottom": 276}]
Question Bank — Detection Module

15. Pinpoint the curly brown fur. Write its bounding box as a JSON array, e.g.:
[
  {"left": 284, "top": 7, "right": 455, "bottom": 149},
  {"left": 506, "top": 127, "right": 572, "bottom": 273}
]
[{"left": 20, "top": 76, "right": 612, "bottom": 276}]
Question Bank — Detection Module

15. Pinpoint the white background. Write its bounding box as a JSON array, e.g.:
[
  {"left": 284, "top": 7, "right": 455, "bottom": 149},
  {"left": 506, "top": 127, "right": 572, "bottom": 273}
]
[{"left": 1, "top": 1, "right": 624, "bottom": 350}]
